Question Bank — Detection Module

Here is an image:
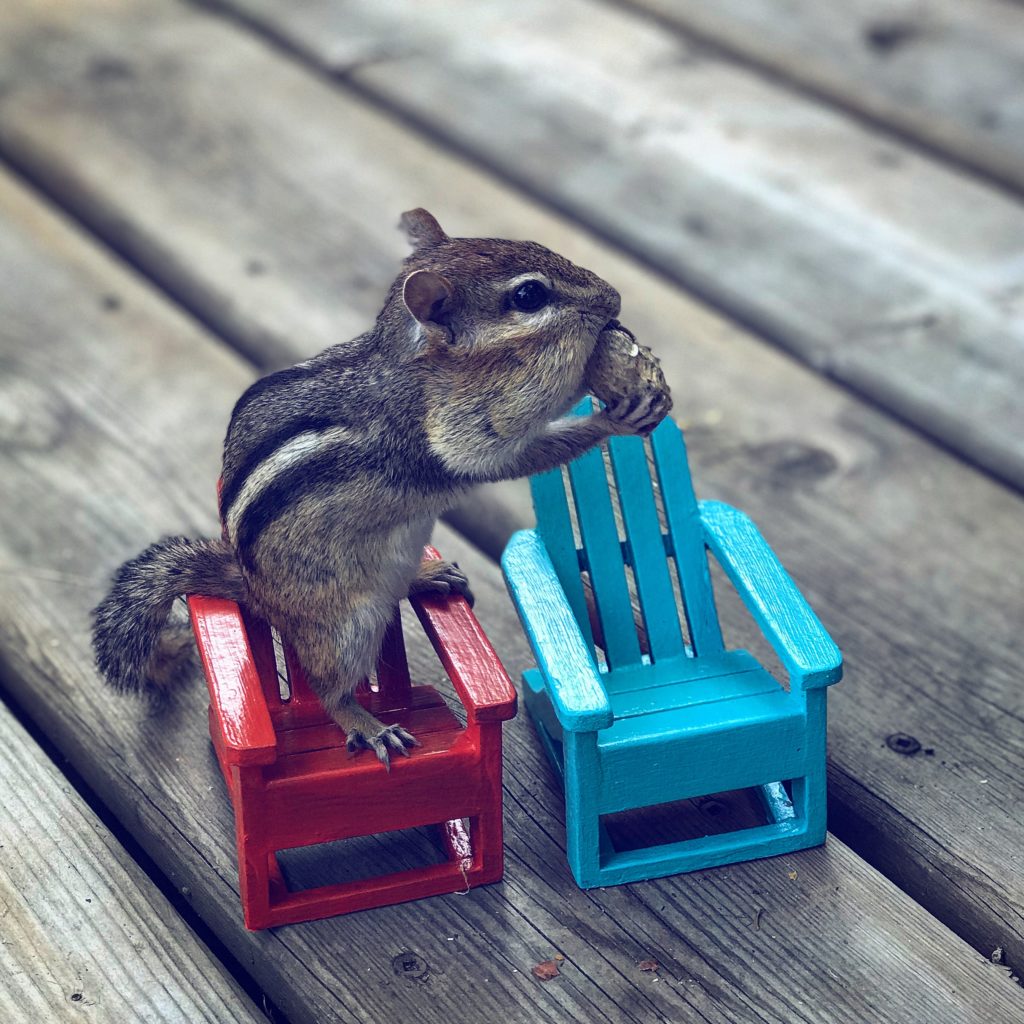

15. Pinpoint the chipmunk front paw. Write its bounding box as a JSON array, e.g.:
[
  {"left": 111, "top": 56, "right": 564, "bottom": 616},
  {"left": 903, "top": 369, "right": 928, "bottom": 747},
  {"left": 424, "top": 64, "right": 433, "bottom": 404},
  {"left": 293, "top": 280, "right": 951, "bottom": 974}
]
[
  {"left": 605, "top": 391, "right": 672, "bottom": 437},
  {"left": 409, "top": 558, "right": 476, "bottom": 607},
  {"left": 346, "top": 722, "right": 421, "bottom": 771}
]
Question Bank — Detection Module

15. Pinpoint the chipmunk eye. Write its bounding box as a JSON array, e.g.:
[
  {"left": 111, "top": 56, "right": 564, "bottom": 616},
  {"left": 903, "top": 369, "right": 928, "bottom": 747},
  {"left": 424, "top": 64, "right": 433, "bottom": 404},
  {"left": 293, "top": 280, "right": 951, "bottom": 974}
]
[{"left": 510, "top": 280, "right": 549, "bottom": 312}]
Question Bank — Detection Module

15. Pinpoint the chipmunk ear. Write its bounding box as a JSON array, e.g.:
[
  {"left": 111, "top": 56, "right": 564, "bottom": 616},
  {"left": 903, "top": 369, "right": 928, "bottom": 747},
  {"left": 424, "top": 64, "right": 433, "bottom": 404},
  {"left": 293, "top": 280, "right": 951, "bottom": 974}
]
[
  {"left": 400, "top": 208, "right": 450, "bottom": 251},
  {"left": 403, "top": 269, "right": 453, "bottom": 326}
]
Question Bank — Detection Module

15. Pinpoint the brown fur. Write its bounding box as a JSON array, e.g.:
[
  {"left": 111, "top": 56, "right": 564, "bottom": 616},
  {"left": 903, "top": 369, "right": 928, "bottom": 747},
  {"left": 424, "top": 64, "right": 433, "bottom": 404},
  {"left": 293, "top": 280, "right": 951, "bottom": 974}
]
[{"left": 92, "top": 209, "right": 667, "bottom": 766}]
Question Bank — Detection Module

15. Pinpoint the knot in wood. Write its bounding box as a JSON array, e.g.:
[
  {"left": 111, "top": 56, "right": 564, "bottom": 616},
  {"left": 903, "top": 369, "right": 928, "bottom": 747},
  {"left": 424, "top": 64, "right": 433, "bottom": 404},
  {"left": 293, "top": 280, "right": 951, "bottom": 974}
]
[
  {"left": 886, "top": 733, "right": 922, "bottom": 756},
  {"left": 698, "top": 797, "right": 729, "bottom": 817},
  {"left": 391, "top": 950, "right": 429, "bottom": 981}
]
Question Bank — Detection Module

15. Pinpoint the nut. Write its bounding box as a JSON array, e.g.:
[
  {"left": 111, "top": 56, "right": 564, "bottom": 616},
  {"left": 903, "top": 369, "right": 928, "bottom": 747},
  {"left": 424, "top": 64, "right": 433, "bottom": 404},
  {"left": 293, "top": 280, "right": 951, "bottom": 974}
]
[{"left": 586, "top": 320, "right": 671, "bottom": 413}]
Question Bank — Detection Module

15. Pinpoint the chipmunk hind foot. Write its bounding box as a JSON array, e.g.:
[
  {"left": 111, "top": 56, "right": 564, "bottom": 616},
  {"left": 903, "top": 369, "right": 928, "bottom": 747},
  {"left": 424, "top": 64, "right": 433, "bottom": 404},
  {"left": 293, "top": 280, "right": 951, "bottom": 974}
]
[{"left": 331, "top": 693, "right": 420, "bottom": 771}]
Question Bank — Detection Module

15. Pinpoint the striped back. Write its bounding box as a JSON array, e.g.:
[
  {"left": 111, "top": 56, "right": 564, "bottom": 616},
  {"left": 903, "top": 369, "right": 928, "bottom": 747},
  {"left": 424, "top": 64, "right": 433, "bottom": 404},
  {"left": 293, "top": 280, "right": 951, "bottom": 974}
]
[
  {"left": 217, "top": 477, "right": 412, "bottom": 721},
  {"left": 531, "top": 400, "right": 723, "bottom": 672}
]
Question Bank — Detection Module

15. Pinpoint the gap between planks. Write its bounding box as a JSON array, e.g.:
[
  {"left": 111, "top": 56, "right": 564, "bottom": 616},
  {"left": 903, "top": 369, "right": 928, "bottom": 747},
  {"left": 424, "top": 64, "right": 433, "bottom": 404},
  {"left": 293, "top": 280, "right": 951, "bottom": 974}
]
[
  {"left": 0, "top": 0, "right": 1022, "bottom": 981},
  {"left": 0, "top": 163, "right": 1022, "bottom": 1022},
  {"left": 611, "top": 0, "right": 1024, "bottom": 199},
  {"left": 191, "top": 0, "right": 1024, "bottom": 494}
]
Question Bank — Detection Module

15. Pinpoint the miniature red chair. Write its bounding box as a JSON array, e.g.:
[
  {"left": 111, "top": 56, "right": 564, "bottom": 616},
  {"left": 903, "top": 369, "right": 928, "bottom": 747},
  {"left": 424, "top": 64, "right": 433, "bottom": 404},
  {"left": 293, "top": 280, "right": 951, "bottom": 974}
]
[{"left": 187, "top": 544, "right": 517, "bottom": 929}]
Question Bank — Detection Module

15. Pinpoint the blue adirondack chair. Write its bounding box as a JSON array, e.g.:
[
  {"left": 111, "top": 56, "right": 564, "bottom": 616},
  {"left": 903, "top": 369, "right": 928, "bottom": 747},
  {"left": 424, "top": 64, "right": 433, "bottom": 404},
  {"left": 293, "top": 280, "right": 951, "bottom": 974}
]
[{"left": 502, "top": 401, "right": 842, "bottom": 887}]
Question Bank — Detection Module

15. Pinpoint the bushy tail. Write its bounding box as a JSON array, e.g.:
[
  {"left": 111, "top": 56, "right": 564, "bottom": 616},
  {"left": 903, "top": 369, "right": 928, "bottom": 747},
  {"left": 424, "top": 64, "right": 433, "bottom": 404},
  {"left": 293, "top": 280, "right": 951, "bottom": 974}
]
[{"left": 91, "top": 536, "right": 247, "bottom": 700}]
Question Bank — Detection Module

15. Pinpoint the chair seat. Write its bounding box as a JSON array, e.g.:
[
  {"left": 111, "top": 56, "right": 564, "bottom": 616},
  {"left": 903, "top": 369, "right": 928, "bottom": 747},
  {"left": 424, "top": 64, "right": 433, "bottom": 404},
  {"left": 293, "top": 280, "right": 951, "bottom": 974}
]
[
  {"left": 246, "top": 685, "right": 481, "bottom": 849},
  {"left": 603, "top": 649, "right": 781, "bottom": 718},
  {"left": 601, "top": 668, "right": 800, "bottom": 750},
  {"left": 598, "top": 678, "right": 808, "bottom": 816},
  {"left": 264, "top": 684, "right": 465, "bottom": 772}
]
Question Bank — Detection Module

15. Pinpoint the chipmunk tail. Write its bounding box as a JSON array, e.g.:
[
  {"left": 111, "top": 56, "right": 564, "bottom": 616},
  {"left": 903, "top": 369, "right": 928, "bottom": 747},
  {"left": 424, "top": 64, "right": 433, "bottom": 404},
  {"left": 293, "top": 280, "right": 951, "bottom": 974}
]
[{"left": 91, "top": 536, "right": 247, "bottom": 704}]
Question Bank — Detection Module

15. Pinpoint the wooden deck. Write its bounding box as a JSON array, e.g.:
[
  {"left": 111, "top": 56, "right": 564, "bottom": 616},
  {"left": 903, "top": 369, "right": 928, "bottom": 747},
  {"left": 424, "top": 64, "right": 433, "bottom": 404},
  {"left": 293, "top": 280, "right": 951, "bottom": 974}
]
[{"left": 0, "top": 1, "right": 1021, "bottom": 1020}]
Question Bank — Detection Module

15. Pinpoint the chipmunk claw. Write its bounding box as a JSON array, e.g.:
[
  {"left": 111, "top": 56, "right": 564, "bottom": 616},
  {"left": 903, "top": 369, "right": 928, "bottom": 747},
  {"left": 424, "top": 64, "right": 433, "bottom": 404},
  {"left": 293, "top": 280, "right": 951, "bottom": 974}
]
[
  {"left": 606, "top": 391, "right": 672, "bottom": 437},
  {"left": 410, "top": 558, "right": 476, "bottom": 607},
  {"left": 346, "top": 723, "right": 420, "bottom": 771},
  {"left": 637, "top": 391, "right": 672, "bottom": 436},
  {"left": 437, "top": 561, "right": 476, "bottom": 607}
]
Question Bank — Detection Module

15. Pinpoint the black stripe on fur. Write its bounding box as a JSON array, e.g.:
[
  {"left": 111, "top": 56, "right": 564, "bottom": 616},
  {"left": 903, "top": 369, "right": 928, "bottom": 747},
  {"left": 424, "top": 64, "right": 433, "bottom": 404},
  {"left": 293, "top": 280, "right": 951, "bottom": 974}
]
[
  {"left": 228, "top": 365, "right": 317, "bottom": 428},
  {"left": 234, "top": 445, "right": 367, "bottom": 570},
  {"left": 219, "top": 414, "right": 337, "bottom": 523}
]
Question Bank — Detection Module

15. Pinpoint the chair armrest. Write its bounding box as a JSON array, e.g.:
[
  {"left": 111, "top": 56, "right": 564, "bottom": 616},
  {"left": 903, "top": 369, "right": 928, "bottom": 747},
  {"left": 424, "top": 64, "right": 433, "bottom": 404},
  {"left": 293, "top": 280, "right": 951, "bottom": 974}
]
[
  {"left": 409, "top": 546, "right": 517, "bottom": 724},
  {"left": 187, "top": 595, "right": 277, "bottom": 765},
  {"left": 700, "top": 501, "right": 842, "bottom": 690},
  {"left": 501, "top": 530, "right": 613, "bottom": 732}
]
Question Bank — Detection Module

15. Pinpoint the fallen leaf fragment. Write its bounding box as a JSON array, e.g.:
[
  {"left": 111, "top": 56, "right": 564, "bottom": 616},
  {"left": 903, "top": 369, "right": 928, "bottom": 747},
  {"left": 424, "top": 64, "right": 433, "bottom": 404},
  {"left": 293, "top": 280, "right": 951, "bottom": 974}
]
[
  {"left": 532, "top": 960, "right": 561, "bottom": 981},
  {"left": 638, "top": 959, "right": 659, "bottom": 972},
  {"left": 787, "top": 871, "right": 798, "bottom": 880}
]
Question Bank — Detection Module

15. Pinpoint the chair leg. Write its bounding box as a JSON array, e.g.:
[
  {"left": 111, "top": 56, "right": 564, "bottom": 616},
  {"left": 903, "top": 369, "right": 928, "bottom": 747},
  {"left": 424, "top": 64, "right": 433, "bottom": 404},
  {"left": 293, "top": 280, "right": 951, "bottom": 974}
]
[
  {"left": 471, "top": 722, "right": 505, "bottom": 883},
  {"left": 233, "top": 766, "right": 272, "bottom": 929},
  {"left": 562, "top": 731, "right": 603, "bottom": 887},
  {"left": 759, "top": 781, "right": 796, "bottom": 824},
  {"left": 523, "top": 670, "right": 566, "bottom": 781},
  {"left": 462, "top": 810, "right": 502, "bottom": 884},
  {"left": 795, "top": 690, "right": 828, "bottom": 843}
]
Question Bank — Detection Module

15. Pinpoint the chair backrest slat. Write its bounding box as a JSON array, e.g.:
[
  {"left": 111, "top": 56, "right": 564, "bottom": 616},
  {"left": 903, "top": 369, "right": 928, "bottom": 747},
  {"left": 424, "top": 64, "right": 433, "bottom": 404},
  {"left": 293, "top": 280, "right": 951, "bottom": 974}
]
[
  {"left": 530, "top": 403, "right": 723, "bottom": 667},
  {"left": 650, "top": 422, "right": 724, "bottom": 656},
  {"left": 607, "top": 434, "right": 685, "bottom": 662},
  {"left": 240, "top": 607, "right": 283, "bottom": 708},
  {"left": 376, "top": 607, "right": 412, "bottom": 704},
  {"left": 566, "top": 442, "right": 642, "bottom": 669},
  {"left": 530, "top": 465, "right": 596, "bottom": 652}
]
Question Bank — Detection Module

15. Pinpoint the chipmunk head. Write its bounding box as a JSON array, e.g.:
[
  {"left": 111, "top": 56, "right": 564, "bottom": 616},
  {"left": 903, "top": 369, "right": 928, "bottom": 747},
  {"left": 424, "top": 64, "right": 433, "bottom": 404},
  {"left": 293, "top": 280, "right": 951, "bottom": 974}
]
[{"left": 390, "top": 208, "right": 621, "bottom": 363}]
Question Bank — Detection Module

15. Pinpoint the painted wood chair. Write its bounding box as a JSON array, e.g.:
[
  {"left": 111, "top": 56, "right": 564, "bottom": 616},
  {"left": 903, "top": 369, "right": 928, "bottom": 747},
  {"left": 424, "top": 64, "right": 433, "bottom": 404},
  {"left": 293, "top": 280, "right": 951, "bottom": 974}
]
[
  {"left": 187, "top": 544, "right": 517, "bottom": 929},
  {"left": 502, "top": 401, "right": 842, "bottom": 888}
]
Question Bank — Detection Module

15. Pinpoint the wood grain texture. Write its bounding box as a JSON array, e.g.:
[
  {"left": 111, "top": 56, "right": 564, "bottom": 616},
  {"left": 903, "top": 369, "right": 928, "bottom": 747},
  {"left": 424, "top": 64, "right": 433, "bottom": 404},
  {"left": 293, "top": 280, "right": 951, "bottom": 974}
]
[
  {"left": 3, "top": 0, "right": 1024, "bottom": 492},
  {"left": 0, "top": 0, "right": 1022, "bottom": 984},
  {"left": 619, "top": 0, "right": 1024, "bottom": 194},
  {"left": 699, "top": 501, "right": 842, "bottom": 688},
  {"left": 0, "top": 704, "right": 265, "bottom": 1023},
  {"left": 201, "top": 0, "right": 1024, "bottom": 491},
  {"left": 0, "top": 161, "right": 1021, "bottom": 1020}
]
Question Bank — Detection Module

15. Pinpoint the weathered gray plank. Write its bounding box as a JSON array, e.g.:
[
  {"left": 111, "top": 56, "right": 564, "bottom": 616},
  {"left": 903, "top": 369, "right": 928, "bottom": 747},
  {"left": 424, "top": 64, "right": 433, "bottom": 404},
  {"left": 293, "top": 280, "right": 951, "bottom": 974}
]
[
  {"left": 619, "top": 0, "right": 1024, "bottom": 194},
  {"left": 196, "top": 0, "right": 1024, "bottom": 492},
  {"left": 0, "top": 702, "right": 266, "bottom": 1023},
  {"left": 1, "top": 163, "right": 1021, "bottom": 1020},
  {"left": 0, "top": 0, "right": 1022, "bottom": 982}
]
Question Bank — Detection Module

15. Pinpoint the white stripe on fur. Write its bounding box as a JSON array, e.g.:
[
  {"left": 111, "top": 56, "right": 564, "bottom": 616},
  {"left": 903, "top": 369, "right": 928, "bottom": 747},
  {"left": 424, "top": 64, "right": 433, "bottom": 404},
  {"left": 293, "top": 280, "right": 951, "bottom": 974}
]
[{"left": 225, "top": 426, "right": 354, "bottom": 541}]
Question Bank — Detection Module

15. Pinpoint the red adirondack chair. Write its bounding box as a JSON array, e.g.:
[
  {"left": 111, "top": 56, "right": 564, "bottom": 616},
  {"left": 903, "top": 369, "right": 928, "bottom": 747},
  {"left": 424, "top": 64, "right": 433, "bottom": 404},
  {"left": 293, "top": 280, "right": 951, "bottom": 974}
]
[{"left": 187, "top": 544, "right": 517, "bottom": 929}]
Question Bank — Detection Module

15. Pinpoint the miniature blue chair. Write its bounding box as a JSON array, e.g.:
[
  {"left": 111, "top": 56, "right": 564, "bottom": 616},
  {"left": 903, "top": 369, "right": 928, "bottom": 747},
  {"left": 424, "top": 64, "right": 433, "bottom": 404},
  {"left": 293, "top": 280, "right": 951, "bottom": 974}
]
[{"left": 502, "top": 400, "right": 842, "bottom": 887}]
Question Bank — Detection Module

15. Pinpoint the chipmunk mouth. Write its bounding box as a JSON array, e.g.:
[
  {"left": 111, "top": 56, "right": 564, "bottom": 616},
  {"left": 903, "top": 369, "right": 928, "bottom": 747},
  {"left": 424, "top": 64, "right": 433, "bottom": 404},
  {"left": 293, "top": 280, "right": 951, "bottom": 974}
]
[
  {"left": 602, "top": 317, "right": 636, "bottom": 343},
  {"left": 579, "top": 311, "right": 617, "bottom": 333}
]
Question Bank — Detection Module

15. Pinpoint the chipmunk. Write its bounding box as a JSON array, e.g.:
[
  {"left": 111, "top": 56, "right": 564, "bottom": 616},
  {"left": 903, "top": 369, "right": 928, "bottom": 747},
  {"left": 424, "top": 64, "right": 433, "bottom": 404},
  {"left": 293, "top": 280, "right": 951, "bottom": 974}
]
[{"left": 91, "top": 209, "right": 670, "bottom": 766}]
